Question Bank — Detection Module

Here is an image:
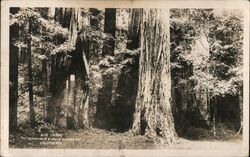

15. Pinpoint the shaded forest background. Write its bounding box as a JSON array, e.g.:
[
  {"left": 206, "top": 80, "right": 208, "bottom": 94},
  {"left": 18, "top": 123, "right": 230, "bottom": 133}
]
[{"left": 9, "top": 8, "right": 243, "bottom": 146}]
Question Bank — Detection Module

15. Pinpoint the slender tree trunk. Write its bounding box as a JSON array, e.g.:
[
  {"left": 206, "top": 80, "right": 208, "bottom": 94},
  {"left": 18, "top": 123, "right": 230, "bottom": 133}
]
[
  {"left": 9, "top": 7, "right": 20, "bottom": 132},
  {"left": 206, "top": 89, "right": 210, "bottom": 126},
  {"left": 237, "top": 90, "right": 243, "bottom": 134},
  {"left": 102, "top": 8, "right": 116, "bottom": 56},
  {"left": 41, "top": 58, "right": 48, "bottom": 119},
  {"left": 127, "top": 9, "right": 143, "bottom": 50},
  {"left": 44, "top": 9, "right": 54, "bottom": 122},
  {"left": 28, "top": 19, "right": 35, "bottom": 126},
  {"left": 42, "top": 59, "right": 48, "bottom": 94},
  {"left": 79, "top": 38, "right": 90, "bottom": 128},
  {"left": 80, "top": 89, "right": 89, "bottom": 128},
  {"left": 132, "top": 9, "right": 177, "bottom": 144},
  {"left": 212, "top": 96, "right": 217, "bottom": 137},
  {"left": 46, "top": 55, "right": 56, "bottom": 123}
]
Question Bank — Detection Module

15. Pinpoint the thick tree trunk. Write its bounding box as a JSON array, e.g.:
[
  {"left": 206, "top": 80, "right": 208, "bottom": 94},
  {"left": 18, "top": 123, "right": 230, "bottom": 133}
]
[
  {"left": 28, "top": 19, "right": 36, "bottom": 126},
  {"left": 9, "top": 7, "right": 20, "bottom": 132},
  {"left": 52, "top": 8, "right": 91, "bottom": 129},
  {"left": 132, "top": 9, "right": 177, "bottom": 144},
  {"left": 102, "top": 8, "right": 116, "bottom": 56}
]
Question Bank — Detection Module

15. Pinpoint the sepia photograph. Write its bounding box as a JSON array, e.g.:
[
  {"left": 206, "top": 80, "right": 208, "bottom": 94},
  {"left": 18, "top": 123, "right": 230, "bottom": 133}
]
[{"left": 1, "top": 0, "right": 249, "bottom": 157}]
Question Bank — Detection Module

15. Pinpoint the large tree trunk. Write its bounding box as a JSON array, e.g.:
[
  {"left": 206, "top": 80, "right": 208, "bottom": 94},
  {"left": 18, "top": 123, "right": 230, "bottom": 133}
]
[
  {"left": 27, "top": 19, "right": 36, "bottom": 126},
  {"left": 9, "top": 7, "right": 20, "bottom": 132},
  {"left": 132, "top": 9, "right": 177, "bottom": 144},
  {"left": 49, "top": 8, "right": 90, "bottom": 129},
  {"left": 65, "top": 9, "right": 91, "bottom": 129},
  {"left": 102, "top": 8, "right": 116, "bottom": 56}
]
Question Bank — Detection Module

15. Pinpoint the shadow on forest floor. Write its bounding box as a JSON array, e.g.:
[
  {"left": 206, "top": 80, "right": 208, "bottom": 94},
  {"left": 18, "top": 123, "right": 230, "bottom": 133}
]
[
  {"left": 179, "top": 123, "right": 241, "bottom": 141},
  {"left": 9, "top": 127, "right": 242, "bottom": 149}
]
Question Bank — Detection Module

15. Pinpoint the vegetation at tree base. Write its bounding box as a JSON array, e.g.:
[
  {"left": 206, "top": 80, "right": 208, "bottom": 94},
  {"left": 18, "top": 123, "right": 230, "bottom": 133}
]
[{"left": 9, "top": 7, "right": 243, "bottom": 148}]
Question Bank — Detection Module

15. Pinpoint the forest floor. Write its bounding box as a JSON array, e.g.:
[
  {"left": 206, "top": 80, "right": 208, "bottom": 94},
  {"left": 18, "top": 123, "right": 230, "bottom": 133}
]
[{"left": 10, "top": 127, "right": 242, "bottom": 150}]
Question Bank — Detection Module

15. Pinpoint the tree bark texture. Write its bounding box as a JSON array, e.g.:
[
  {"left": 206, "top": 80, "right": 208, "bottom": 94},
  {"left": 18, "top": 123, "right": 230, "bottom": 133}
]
[
  {"left": 48, "top": 8, "right": 91, "bottom": 129},
  {"left": 127, "top": 9, "right": 143, "bottom": 50},
  {"left": 28, "top": 19, "right": 36, "bottom": 126},
  {"left": 132, "top": 9, "right": 177, "bottom": 144},
  {"left": 9, "top": 7, "right": 20, "bottom": 132},
  {"left": 237, "top": 90, "right": 243, "bottom": 134}
]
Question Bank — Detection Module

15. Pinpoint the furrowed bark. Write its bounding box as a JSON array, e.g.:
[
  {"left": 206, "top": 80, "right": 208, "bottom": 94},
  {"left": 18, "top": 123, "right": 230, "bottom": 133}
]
[
  {"left": 79, "top": 39, "right": 90, "bottom": 129},
  {"left": 132, "top": 9, "right": 177, "bottom": 144},
  {"left": 127, "top": 9, "right": 143, "bottom": 50}
]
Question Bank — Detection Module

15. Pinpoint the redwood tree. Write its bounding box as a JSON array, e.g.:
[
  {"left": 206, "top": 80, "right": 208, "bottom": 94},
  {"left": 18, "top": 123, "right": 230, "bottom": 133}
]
[{"left": 132, "top": 9, "right": 177, "bottom": 144}]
